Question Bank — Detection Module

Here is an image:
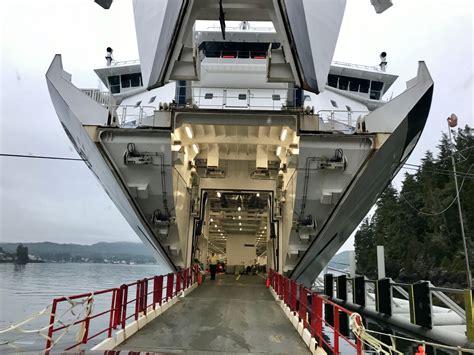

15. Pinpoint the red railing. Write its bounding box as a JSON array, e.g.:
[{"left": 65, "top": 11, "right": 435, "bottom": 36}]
[
  {"left": 269, "top": 269, "right": 362, "bottom": 355},
  {"left": 45, "top": 266, "right": 199, "bottom": 352}
]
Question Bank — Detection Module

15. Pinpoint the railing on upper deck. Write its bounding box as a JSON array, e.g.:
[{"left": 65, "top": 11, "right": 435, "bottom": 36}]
[
  {"left": 332, "top": 61, "right": 382, "bottom": 73},
  {"left": 203, "top": 49, "right": 267, "bottom": 59}
]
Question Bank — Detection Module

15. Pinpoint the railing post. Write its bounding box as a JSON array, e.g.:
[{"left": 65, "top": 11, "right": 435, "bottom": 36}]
[
  {"left": 183, "top": 269, "right": 188, "bottom": 290},
  {"left": 176, "top": 271, "right": 182, "bottom": 295},
  {"left": 291, "top": 280, "right": 297, "bottom": 313},
  {"left": 299, "top": 285, "right": 308, "bottom": 328},
  {"left": 121, "top": 284, "right": 128, "bottom": 329},
  {"left": 82, "top": 296, "right": 93, "bottom": 344},
  {"left": 334, "top": 305, "right": 340, "bottom": 355},
  {"left": 166, "top": 273, "right": 174, "bottom": 301},
  {"left": 142, "top": 278, "right": 148, "bottom": 315},
  {"left": 108, "top": 289, "right": 116, "bottom": 337},
  {"left": 465, "top": 288, "right": 474, "bottom": 341},
  {"left": 45, "top": 298, "right": 58, "bottom": 351},
  {"left": 311, "top": 293, "right": 323, "bottom": 344},
  {"left": 135, "top": 280, "right": 141, "bottom": 320}
]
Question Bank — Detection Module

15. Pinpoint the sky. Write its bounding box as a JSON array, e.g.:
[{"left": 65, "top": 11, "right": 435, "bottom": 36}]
[{"left": 0, "top": 0, "right": 473, "bottom": 249}]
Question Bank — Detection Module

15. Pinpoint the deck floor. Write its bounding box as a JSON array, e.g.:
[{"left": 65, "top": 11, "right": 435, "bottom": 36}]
[{"left": 116, "top": 274, "right": 309, "bottom": 354}]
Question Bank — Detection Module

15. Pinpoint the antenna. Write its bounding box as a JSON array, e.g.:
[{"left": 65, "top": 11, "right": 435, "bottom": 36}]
[{"left": 379, "top": 51, "right": 387, "bottom": 71}]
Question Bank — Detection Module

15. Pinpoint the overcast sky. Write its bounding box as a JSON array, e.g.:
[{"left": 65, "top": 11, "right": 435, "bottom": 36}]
[{"left": 0, "top": 1, "right": 472, "bottom": 249}]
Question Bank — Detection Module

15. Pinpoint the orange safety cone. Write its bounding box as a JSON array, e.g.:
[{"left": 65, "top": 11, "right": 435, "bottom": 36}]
[
  {"left": 415, "top": 344, "right": 426, "bottom": 355},
  {"left": 266, "top": 277, "right": 271, "bottom": 288}
]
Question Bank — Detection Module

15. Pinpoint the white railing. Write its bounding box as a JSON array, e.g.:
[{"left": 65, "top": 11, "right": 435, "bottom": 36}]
[
  {"left": 205, "top": 25, "right": 275, "bottom": 32},
  {"left": 110, "top": 59, "right": 140, "bottom": 66},
  {"left": 317, "top": 109, "right": 370, "bottom": 132},
  {"left": 332, "top": 61, "right": 382, "bottom": 72},
  {"left": 177, "top": 86, "right": 303, "bottom": 111},
  {"left": 106, "top": 105, "right": 157, "bottom": 127},
  {"left": 81, "top": 89, "right": 111, "bottom": 106}
]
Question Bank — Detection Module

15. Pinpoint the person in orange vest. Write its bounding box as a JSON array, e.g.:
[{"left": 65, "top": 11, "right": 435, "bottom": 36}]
[{"left": 415, "top": 344, "right": 426, "bottom": 355}]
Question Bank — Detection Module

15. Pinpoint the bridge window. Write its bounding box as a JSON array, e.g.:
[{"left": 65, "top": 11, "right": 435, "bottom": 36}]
[
  {"left": 108, "top": 75, "right": 120, "bottom": 94},
  {"left": 121, "top": 73, "right": 142, "bottom": 88},
  {"left": 135, "top": 100, "right": 142, "bottom": 107},
  {"left": 370, "top": 81, "right": 384, "bottom": 100},
  {"left": 327, "top": 74, "right": 370, "bottom": 94},
  {"left": 204, "top": 93, "right": 214, "bottom": 100},
  {"left": 272, "top": 94, "right": 281, "bottom": 101},
  {"left": 330, "top": 100, "right": 338, "bottom": 108},
  {"left": 238, "top": 94, "right": 247, "bottom": 100},
  {"left": 149, "top": 96, "right": 156, "bottom": 104}
]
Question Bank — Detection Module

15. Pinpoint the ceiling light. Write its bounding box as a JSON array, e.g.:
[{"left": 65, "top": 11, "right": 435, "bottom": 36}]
[
  {"left": 214, "top": 224, "right": 218, "bottom": 228},
  {"left": 185, "top": 126, "right": 193, "bottom": 139},
  {"left": 192, "top": 144, "right": 199, "bottom": 154},
  {"left": 239, "top": 228, "right": 242, "bottom": 231},
  {"left": 217, "top": 192, "right": 221, "bottom": 197},
  {"left": 238, "top": 215, "right": 241, "bottom": 219},
  {"left": 264, "top": 226, "right": 267, "bottom": 229},
  {"left": 256, "top": 192, "right": 260, "bottom": 197},
  {"left": 237, "top": 206, "right": 241, "bottom": 211},
  {"left": 276, "top": 146, "right": 282, "bottom": 156},
  {"left": 280, "top": 127, "right": 288, "bottom": 142},
  {"left": 171, "top": 143, "right": 181, "bottom": 152},
  {"left": 218, "top": 229, "right": 221, "bottom": 232},
  {"left": 220, "top": 233, "right": 223, "bottom": 236},
  {"left": 232, "top": 216, "right": 235, "bottom": 220},
  {"left": 210, "top": 218, "right": 214, "bottom": 222},
  {"left": 239, "top": 222, "right": 242, "bottom": 226}
]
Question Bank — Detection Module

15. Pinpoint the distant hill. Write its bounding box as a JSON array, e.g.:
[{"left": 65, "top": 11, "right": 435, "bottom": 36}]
[
  {"left": 328, "top": 250, "right": 351, "bottom": 270},
  {"left": 0, "top": 241, "right": 153, "bottom": 261}
]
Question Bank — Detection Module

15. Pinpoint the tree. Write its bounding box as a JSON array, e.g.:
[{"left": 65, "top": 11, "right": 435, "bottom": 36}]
[{"left": 16, "top": 244, "right": 29, "bottom": 265}]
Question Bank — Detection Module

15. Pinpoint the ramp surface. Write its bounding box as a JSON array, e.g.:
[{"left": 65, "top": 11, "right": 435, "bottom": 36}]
[{"left": 116, "top": 274, "right": 309, "bottom": 354}]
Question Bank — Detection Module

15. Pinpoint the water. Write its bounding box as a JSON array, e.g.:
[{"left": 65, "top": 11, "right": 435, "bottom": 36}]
[{"left": 0, "top": 262, "right": 168, "bottom": 352}]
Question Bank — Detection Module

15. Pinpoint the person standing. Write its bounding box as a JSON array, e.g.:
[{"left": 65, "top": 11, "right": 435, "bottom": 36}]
[{"left": 209, "top": 253, "right": 218, "bottom": 280}]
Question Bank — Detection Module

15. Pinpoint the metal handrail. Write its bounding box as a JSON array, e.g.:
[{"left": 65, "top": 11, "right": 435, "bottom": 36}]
[{"left": 332, "top": 61, "right": 382, "bottom": 72}]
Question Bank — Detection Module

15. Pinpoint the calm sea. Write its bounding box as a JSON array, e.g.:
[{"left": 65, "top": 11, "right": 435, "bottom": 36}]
[{"left": 0, "top": 262, "right": 168, "bottom": 352}]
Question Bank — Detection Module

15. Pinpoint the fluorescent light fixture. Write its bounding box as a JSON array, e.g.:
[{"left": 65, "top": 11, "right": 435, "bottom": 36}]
[
  {"left": 237, "top": 206, "right": 241, "bottom": 211},
  {"left": 171, "top": 144, "right": 181, "bottom": 152},
  {"left": 217, "top": 192, "right": 221, "bottom": 197},
  {"left": 185, "top": 126, "right": 193, "bottom": 139},
  {"left": 280, "top": 127, "right": 288, "bottom": 141},
  {"left": 192, "top": 144, "right": 199, "bottom": 154},
  {"left": 276, "top": 146, "right": 282, "bottom": 156}
]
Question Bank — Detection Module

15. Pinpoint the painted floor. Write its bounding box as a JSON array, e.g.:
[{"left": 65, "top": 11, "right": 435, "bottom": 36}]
[{"left": 116, "top": 274, "right": 310, "bottom": 354}]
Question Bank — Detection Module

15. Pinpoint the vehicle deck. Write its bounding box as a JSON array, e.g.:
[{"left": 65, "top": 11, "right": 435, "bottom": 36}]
[{"left": 115, "top": 274, "right": 309, "bottom": 354}]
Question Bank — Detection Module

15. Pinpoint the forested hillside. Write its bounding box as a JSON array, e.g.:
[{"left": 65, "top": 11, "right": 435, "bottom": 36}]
[{"left": 355, "top": 126, "right": 473, "bottom": 287}]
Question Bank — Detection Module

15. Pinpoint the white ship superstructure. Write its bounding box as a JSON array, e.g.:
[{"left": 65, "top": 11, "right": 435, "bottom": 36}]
[{"left": 46, "top": 0, "right": 433, "bottom": 286}]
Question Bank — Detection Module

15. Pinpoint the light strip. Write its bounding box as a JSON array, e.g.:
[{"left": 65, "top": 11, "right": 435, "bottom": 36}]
[
  {"left": 192, "top": 144, "right": 199, "bottom": 154},
  {"left": 276, "top": 146, "right": 282, "bottom": 156},
  {"left": 280, "top": 127, "right": 288, "bottom": 142},
  {"left": 185, "top": 126, "right": 193, "bottom": 139}
]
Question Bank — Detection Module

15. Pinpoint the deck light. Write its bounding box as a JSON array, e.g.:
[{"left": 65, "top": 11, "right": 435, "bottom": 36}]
[
  {"left": 185, "top": 126, "right": 193, "bottom": 139},
  {"left": 210, "top": 218, "right": 214, "bottom": 222},
  {"left": 217, "top": 192, "right": 221, "bottom": 197},
  {"left": 192, "top": 144, "right": 199, "bottom": 154},
  {"left": 276, "top": 146, "right": 282, "bottom": 156},
  {"left": 214, "top": 224, "right": 218, "bottom": 228},
  {"left": 238, "top": 216, "right": 241, "bottom": 219},
  {"left": 237, "top": 206, "right": 241, "bottom": 211},
  {"left": 218, "top": 229, "right": 221, "bottom": 232},
  {"left": 239, "top": 222, "right": 242, "bottom": 226},
  {"left": 280, "top": 128, "right": 288, "bottom": 142},
  {"left": 239, "top": 228, "right": 242, "bottom": 231},
  {"left": 256, "top": 192, "right": 260, "bottom": 197}
]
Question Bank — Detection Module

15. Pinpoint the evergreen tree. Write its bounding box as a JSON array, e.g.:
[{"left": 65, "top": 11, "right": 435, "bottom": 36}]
[{"left": 16, "top": 244, "right": 29, "bottom": 265}]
